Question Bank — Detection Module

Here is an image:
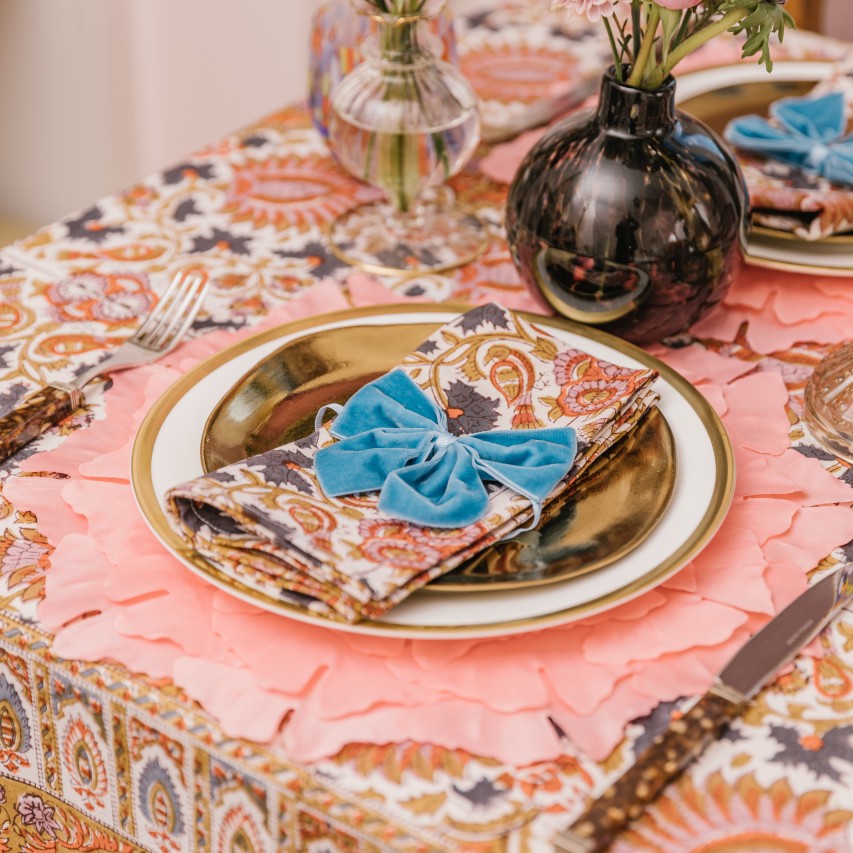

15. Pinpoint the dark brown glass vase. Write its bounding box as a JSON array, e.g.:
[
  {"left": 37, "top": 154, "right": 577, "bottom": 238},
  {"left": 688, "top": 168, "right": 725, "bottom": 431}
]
[{"left": 505, "top": 70, "right": 748, "bottom": 344}]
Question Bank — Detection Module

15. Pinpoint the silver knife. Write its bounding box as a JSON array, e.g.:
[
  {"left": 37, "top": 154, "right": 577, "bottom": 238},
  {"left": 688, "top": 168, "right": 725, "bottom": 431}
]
[{"left": 555, "top": 563, "right": 853, "bottom": 853}]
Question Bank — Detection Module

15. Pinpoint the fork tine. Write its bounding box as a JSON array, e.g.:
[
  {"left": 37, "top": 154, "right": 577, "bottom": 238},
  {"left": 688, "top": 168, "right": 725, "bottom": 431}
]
[
  {"left": 135, "top": 269, "right": 209, "bottom": 351},
  {"left": 147, "top": 273, "right": 208, "bottom": 350},
  {"left": 133, "top": 269, "right": 195, "bottom": 343}
]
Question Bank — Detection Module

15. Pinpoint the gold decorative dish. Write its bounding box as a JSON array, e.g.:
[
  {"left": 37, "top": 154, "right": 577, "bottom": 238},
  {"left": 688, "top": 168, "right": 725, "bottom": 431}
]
[{"left": 202, "top": 324, "right": 676, "bottom": 592}]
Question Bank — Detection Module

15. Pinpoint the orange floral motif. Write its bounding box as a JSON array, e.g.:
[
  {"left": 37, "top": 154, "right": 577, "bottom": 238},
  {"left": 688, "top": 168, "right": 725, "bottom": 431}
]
[
  {"left": 44, "top": 273, "right": 154, "bottom": 329},
  {"left": 215, "top": 804, "right": 264, "bottom": 853},
  {"left": 812, "top": 655, "right": 853, "bottom": 700},
  {"left": 55, "top": 243, "right": 166, "bottom": 263},
  {"left": 221, "top": 156, "right": 378, "bottom": 230},
  {"left": 510, "top": 391, "right": 544, "bottom": 429},
  {"left": 331, "top": 742, "right": 480, "bottom": 784},
  {"left": 35, "top": 335, "right": 114, "bottom": 359},
  {"left": 356, "top": 519, "right": 490, "bottom": 570},
  {"left": 61, "top": 719, "right": 108, "bottom": 811},
  {"left": 361, "top": 537, "right": 443, "bottom": 570},
  {"left": 0, "top": 528, "right": 52, "bottom": 591},
  {"left": 459, "top": 44, "right": 580, "bottom": 104},
  {"left": 557, "top": 376, "right": 632, "bottom": 417},
  {"left": 488, "top": 348, "right": 535, "bottom": 406},
  {"left": 553, "top": 349, "right": 642, "bottom": 418},
  {"left": 0, "top": 302, "right": 29, "bottom": 335},
  {"left": 288, "top": 503, "right": 337, "bottom": 554},
  {"left": 613, "top": 772, "right": 852, "bottom": 852}
]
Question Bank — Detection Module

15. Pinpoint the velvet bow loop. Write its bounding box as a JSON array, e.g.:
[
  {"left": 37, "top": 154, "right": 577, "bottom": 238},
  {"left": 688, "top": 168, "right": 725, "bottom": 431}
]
[
  {"left": 725, "top": 91, "right": 853, "bottom": 186},
  {"left": 314, "top": 370, "right": 577, "bottom": 528}
]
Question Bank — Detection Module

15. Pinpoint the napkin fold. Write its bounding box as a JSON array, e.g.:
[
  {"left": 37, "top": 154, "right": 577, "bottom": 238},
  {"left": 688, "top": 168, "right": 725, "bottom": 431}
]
[
  {"left": 725, "top": 92, "right": 853, "bottom": 187},
  {"left": 165, "top": 305, "right": 659, "bottom": 623}
]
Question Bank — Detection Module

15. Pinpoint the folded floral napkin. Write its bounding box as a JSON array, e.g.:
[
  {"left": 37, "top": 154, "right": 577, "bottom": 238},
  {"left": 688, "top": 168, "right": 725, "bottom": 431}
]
[
  {"left": 165, "top": 304, "right": 659, "bottom": 623},
  {"left": 723, "top": 68, "right": 853, "bottom": 241}
]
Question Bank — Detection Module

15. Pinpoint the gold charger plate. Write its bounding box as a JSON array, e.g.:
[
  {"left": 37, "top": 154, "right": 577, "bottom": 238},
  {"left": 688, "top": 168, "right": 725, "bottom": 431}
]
[
  {"left": 201, "top": 324, "right": 676, "bottom": 593},
  {"left": 132, "top": 304, "right": 734, "bottom": 639}
]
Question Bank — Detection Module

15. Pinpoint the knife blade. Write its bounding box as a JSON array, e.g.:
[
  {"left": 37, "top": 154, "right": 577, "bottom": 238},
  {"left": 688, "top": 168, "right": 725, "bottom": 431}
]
[{"left": 554, "top": 563, "right": 853, "bottom": 853}]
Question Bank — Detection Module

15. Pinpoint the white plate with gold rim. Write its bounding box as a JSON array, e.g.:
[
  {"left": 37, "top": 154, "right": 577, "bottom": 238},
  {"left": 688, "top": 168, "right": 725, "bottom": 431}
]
[{"left": 132, "top": 304, "right": 734, "bottom": 639}]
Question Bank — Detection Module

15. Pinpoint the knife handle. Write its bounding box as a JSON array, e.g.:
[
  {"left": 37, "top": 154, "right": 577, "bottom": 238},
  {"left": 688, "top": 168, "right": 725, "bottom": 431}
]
[
  {"left": 0, "top": 384, "right": 80, "bottom": 462},
  {"left": 554, "top": 687, "right": 744, "bottom": 853}
]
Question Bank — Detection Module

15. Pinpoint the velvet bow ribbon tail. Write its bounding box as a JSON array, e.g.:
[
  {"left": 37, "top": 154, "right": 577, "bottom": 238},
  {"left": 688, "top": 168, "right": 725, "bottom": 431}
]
[
  {"left": 314, "top": 370, "right": 578, "bottom": 529},
  {"left": 725, "top": 91, "right": 853, "bottom": 186}
]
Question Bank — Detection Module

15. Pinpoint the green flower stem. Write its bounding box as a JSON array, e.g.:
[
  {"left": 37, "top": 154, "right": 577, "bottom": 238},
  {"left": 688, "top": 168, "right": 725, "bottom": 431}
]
[
  {"left": 647, "top": 6, "right": 750, "bottom": 87},
  {"left": 379, "top": 15, "right": 418, "bottom": 55},
  {"left": 603, "top": 16, "right": 623, "bottom": 81},
  {"left": 631, "top": 1, "right": 642, "bottom": 59},
  {"left": 376, "top": 17, "right": 421, "bottom": 211},
  {"left": 626, "top": 4, "right": 660, "bottom": 89}
]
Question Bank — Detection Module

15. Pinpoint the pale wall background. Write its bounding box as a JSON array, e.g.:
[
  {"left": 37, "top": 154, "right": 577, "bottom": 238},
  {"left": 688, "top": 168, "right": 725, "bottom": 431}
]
[{"left": 0, "top": 0, "right": 848, "bottom": 235}]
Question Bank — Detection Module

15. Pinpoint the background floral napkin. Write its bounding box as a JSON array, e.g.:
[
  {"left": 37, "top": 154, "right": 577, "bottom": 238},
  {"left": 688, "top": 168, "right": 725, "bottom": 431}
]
[
  {"left": 166, "top": 305, "right": 658, "bottom": 623},
  {"left": 731, "top": 62, "right": 853, "bottom": 240}
]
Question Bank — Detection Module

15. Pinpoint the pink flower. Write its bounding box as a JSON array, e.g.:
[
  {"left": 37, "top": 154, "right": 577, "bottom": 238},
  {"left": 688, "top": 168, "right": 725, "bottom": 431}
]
[{"left": 550, "top": 0, "right": 630, "bottom": 22}]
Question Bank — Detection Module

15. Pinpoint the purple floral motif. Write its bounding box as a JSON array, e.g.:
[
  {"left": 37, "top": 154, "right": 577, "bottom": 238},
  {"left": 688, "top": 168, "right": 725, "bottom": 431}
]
[
  {"left": 768, "top": 723, "right": 853, "bottom": 782},
  {"left": 255, "top": 447, "right": 314, "bottom": 493},
  {"left": 415, "top": 339, "right": 439, "bottom": 356},
  {"left": 0, "top": 674, "right": 31, "bottom": 753},
  {"left": 161, "top": 162, "right": 216, "bottom": 185},
  {"left": 444, "top": 380, "right": 500, "bottom": 435},
  {"left": 173, "top": 199, "right": 201, "bottom": 223},
  {"left": 293, "top": 432, "right": 319, "bottom": 451},
  {"left": 204, "top": 469, "right": 237, "bottom": 484},
  {"left": 63, "top": 206, "right": 125, "bottom": 244},
  {"left": 17, "top": 794, "right": 60, "bottom": 837},
  {"left": 456, "top": 303, "right": 511, "bottom": 333},
  {"left": 138, "top": 758, "right": 185, "bottom": 835},
  {"left": 0, "top": 382, "right": 28, "bottom": 418},
  {"left": 189, "top": 228, "right": 251, "bottom": 256}
]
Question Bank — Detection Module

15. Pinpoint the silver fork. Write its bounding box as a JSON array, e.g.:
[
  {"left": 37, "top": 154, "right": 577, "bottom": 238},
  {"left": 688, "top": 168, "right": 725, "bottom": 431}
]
[{"left": 0, "top": 268, "right": 209, "bottom": 462}]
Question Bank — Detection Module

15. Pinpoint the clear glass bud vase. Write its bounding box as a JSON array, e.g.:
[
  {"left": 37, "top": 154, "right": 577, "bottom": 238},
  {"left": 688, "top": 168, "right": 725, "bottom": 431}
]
[{"left": 327, "top": 1, "right": 486, "bottom": 276}]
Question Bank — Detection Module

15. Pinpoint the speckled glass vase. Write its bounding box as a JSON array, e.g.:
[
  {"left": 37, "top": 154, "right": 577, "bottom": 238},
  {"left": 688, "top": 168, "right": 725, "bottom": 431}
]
[{"left": 505, "top": 70, "right": 749, "bottom": 345}]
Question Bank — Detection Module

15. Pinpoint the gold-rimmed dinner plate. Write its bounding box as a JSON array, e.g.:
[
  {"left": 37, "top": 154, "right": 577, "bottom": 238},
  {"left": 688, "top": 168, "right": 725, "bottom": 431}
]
[
  {"left": 131, "top": 304, "right": 734, "bottom": 640},
  {"left": 677, "top": 61, "right": 853, "bottom": 276},
  {"left": 201, "top": 324, "right": 676, "bottom": 593}
]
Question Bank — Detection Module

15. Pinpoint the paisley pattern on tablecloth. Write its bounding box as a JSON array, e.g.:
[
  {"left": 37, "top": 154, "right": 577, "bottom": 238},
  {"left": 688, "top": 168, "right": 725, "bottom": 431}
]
[
  {"left": 0, "top": 10, "right": 852, "bottom": 851},
  {"left": 3, "top": 267, "right": 853, "bottom": 850}
]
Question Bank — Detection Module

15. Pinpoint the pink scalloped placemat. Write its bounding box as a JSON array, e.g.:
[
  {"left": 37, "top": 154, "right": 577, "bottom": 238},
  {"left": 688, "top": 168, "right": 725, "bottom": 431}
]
[{"left": 6, "top": 273, "right": 853, "bottom": 766}]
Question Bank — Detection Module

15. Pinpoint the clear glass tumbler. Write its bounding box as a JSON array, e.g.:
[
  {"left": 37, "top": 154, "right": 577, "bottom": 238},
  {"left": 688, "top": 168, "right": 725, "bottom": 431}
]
[{"left": 804, "top": 343, "right": 853, "bottom": 462}]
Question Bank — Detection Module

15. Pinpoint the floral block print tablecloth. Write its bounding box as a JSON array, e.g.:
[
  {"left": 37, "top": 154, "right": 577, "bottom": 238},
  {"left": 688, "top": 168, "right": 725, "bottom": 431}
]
[{"left": 0, "top": 8, "right": 852, "bottom": 853}]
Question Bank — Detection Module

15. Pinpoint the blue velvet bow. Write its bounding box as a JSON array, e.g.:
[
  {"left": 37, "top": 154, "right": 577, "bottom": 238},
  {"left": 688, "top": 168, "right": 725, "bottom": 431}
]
[
  {"left": 313, "top": 370, "right": 577, "bottom": 529},
  {"left": 725, "top": 91, "right": 853, "bottom": 186}
]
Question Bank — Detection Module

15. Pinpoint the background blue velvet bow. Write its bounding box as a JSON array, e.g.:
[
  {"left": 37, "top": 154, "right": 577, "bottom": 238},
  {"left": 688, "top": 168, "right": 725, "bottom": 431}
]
[
  {"left": 314, "top": 370, "right": 577, "bottom": 529},
  {"left": 725, "top": 91, "right": 853, "bottom": 186}
]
